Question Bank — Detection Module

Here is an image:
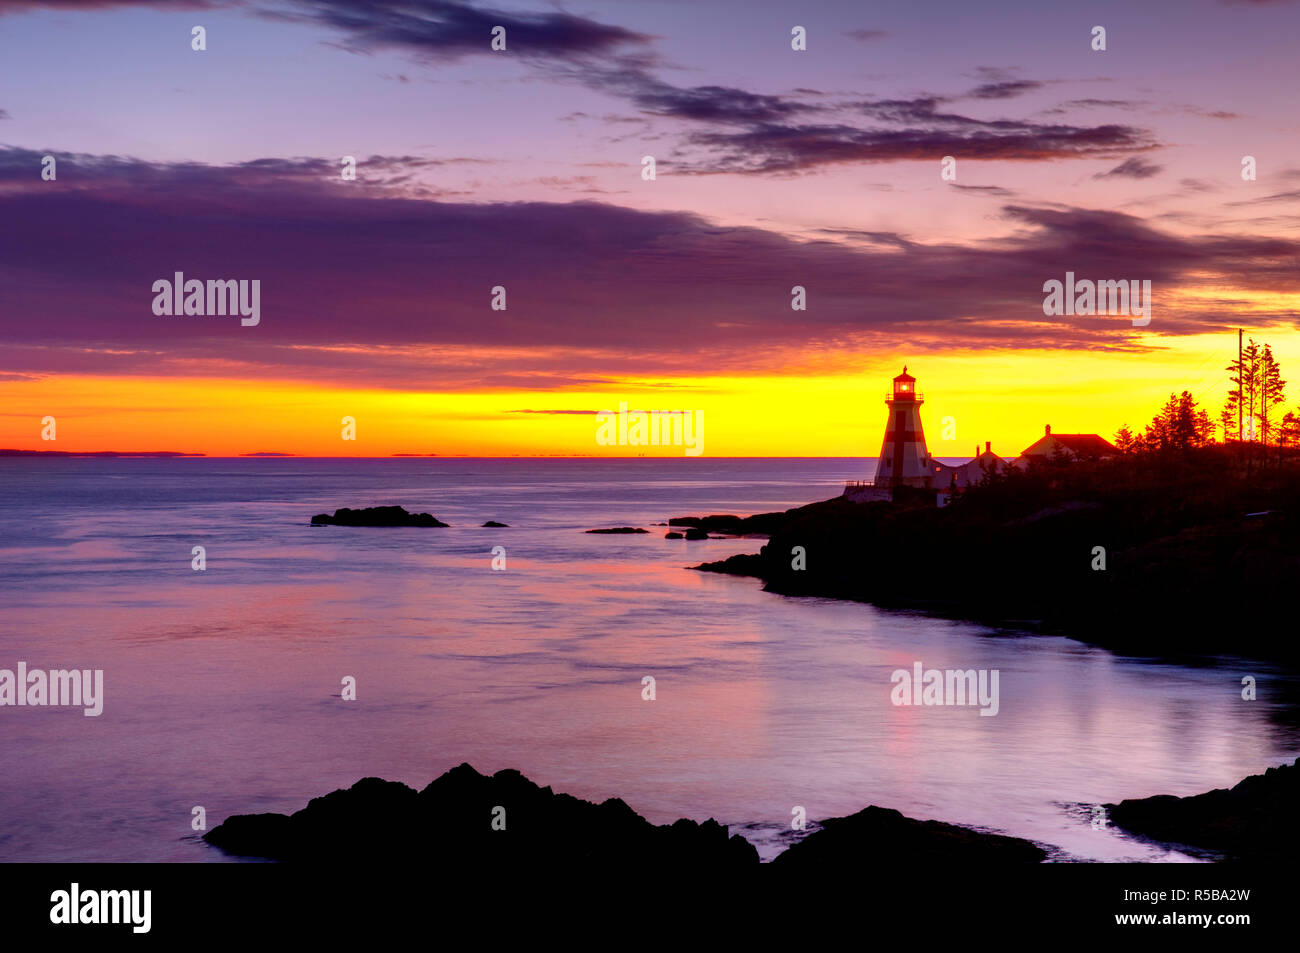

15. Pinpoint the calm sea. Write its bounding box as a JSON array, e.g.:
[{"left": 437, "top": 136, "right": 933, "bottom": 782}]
[{"left": 1, "top": 457, "right": 1296, "bottom": 862}]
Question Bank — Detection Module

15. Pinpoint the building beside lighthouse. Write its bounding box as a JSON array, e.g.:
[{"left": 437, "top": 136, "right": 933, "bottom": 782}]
[{"left": 1020, "top": 425, "right": 1119, "bottom": 461}]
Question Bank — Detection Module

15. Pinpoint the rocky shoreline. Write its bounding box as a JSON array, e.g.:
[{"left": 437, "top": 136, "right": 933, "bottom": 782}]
[
  {"left": 204, "top": 763, "right": 1044, "bottom": 867},
  {"left": 677, "top": 451, "right": 1300, "bottom": 664},
  {"left": 205, "top": 763, "right": 758, "bottom": 869},
  {"left": 205, "top": 758, "right": 1298, "bottom": 866},
  {"left": 1107, "top": 756, "right": 1300, "bottom": 861}
]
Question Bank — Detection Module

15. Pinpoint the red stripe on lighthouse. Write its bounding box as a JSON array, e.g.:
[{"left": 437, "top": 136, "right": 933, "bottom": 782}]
[{"left": 892, "top": 411, "right": 907, "bottom": 483}]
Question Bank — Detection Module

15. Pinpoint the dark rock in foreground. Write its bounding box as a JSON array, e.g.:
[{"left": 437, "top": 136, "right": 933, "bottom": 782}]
[
  {"left": 1107, "top": 757, "right": 1300, "bottom": 861},
  {"left": 311, "top": 505, "right": 448, "bottom": 527},
  {"left": 482, "top": 521, "right": 509, "bottom": 527},
  {"left": 585, "top": 527, "right": 648, "bottom": 534},
  {"left": 205, "top": 764, "right": 1058, "bottom": 870},
  {"left": 204, "top": 764, "right": 757, "bottom": 871},
  {"left": 773, "top": 805, "right": 1046, "bottom": 868},
  {"left": 665, "top": 531, "right": 684, "bottom": 539}
]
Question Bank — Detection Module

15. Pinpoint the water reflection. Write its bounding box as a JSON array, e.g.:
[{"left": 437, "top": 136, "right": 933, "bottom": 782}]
[{"left": 0, "top": 458, "right": 1296, "bottom": 862}]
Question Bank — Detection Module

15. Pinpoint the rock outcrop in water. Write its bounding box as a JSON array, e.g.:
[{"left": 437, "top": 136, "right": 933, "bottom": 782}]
[
  {"left": 204, "top": 763, "right": 757, "bottom": 870},
  {"left": 584, "top": 527, "right": 648, "bottom": 534},
  {"left": 773, "top": 805, "right": 1046, "bottom": 868},
  {"left": 310, "top": 505, "right": 448, "bottom": 527},
  {"left": 205, "top": 764, "right": 1055, "bottom": 868},
  {"left": 669, "top": 513, "right": 783, "bottom": 535},
  {"left": 1107, "top": 757, "right": 1300, "bottom": 861}
]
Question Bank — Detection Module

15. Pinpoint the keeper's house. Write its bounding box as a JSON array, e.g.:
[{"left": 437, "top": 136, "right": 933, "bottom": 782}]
[{"left": 1019, "top": 425, "right": 1119, "bottom": 462}]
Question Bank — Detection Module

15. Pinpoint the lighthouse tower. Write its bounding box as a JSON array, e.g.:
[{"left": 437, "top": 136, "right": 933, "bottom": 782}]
[{"left": 875, "top": 367, "right": 932, "bottom": 488}]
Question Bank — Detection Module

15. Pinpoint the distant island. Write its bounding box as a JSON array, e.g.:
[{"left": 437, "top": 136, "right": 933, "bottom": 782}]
[{"left": 0, "top": 449, "right": 203, "bottom": 457}]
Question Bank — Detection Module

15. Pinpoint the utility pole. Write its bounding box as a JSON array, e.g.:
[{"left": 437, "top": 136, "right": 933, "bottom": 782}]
[{"left": 1240, "top": 327, "right": 1251, "bottom": 478}]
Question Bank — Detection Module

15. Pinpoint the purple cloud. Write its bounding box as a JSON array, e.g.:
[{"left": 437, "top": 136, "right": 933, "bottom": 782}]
[
  {"left": 1094, "top": 156, "right": 1164, "bottom": 179},
  {"left": 267, "top": 0, "right": 653, "bottom": 64},
  {"left": 1, "top": 149, "right": 1295, "bottom": 389},
  {"left": 0, "top": 0, "right": 223, "bottom": 12},
  {"left": 967, "top": 80, "right": 1044, "bottom": 100}
]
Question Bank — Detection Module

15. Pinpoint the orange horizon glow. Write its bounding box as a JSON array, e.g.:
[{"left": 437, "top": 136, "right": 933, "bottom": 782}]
[{"left": 4, "top": 329, "right": 1294, "bottom": 459}]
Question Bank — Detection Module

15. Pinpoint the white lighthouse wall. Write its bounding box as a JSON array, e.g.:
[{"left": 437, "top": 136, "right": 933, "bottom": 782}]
[{"left": 875, "top": 402, "right": 932, "bottom": 487}]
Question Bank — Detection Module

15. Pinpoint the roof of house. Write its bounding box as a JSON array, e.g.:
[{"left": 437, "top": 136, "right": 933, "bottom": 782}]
[{"left": 1022, "top": 433, "right": 1119, "bottom": 457}]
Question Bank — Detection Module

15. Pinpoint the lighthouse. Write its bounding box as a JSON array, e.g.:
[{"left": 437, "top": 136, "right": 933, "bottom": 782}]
[
  {"left": 844, "top": 366, "right": 1005, "bottom": 503},
  {"left": 875, "top": 367, "right": 933, "bottom": 489}
]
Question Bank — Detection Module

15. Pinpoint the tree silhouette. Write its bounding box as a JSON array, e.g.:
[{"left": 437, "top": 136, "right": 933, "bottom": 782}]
[
  {"left": 1280, "top": 411, "right": 1300, "bottom": 455},
  {"left": 1141, "top": 391, "right": 1212, "bottom": 452},
  {"left": 1258, "top": 344, "right": 1287, "bottom": 445},
  {"left": 1224, "top": 339, "right": 1262, "bottom": 441}
]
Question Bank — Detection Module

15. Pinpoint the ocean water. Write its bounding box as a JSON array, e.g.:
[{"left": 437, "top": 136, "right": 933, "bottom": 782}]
[{"left": 0, "top": 457, "right": 1296, "bottom": 862}]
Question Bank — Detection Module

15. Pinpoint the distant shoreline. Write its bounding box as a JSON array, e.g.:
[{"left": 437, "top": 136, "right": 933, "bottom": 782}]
[
  {"left": 0, "top": 457, "right": 889, "bottom": 465},
  {"left": 0, "top": 449, "right": 205, "bottom": 457}
]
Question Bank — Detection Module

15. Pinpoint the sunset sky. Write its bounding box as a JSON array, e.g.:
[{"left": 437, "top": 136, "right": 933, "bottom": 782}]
[{"left": 2, "top": 0, "right": 1299, "bottom": 456}]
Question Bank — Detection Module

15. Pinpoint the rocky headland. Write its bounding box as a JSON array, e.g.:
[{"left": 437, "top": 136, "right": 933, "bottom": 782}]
[{"left": 683, "top": 448, "right": 1300, "bottom": 663}]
